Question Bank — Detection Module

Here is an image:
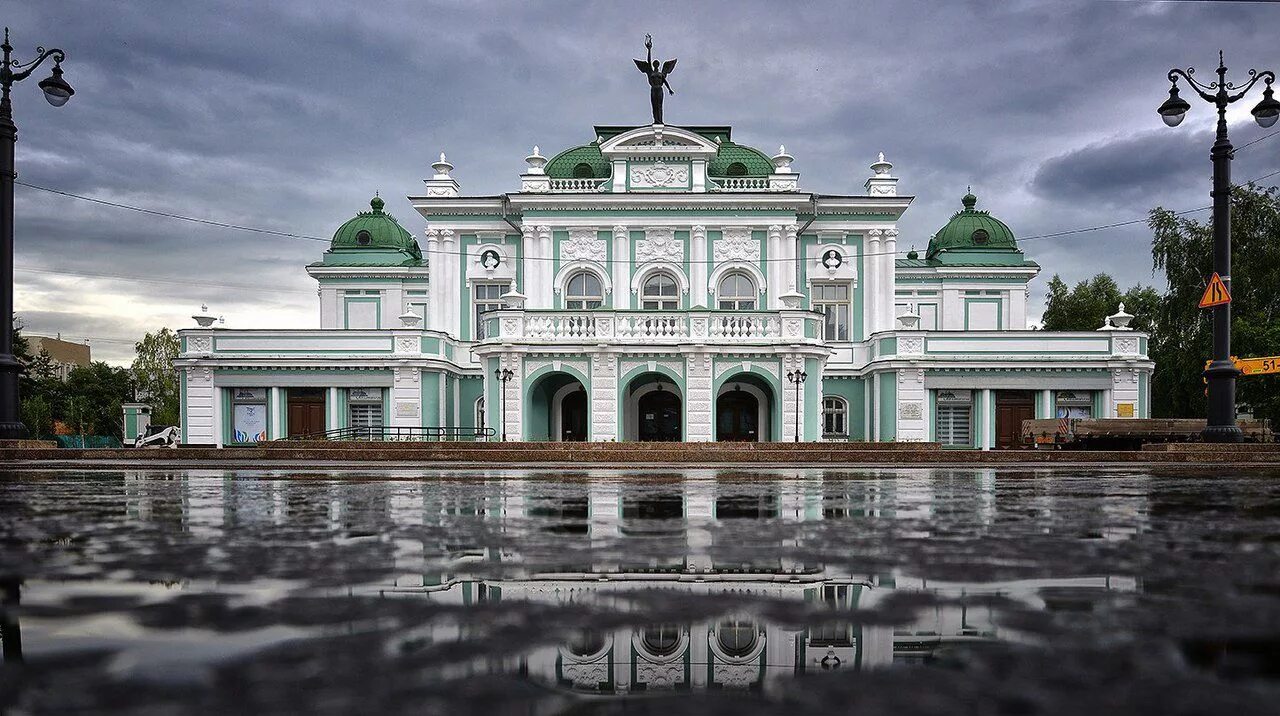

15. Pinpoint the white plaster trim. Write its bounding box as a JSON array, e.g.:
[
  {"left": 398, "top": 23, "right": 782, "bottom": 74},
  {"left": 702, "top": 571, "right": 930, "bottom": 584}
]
[
  {"left": 553, "top": 260, "right": 613, "bottom": 297},
  {"left": 708, "top": 261, "right": 767, "bottom": 298},
  {"left": 631, "top": 262, "right": 690, "bottom": 297}
]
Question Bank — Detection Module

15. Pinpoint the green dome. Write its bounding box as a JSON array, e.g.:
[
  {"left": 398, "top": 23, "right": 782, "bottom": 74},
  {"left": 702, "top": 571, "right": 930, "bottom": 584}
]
[
  {"left": 706, "top": 141, "right": 773, "bottom": 177},
  {"left": 326, "top": 195, "right": 421, "bottom": 264},
  {"left": 546, "top": 144, "right": 610, "bottom": 179},
  {"left": 926, "top": 192, "right": 1018, "bottom": 259}
]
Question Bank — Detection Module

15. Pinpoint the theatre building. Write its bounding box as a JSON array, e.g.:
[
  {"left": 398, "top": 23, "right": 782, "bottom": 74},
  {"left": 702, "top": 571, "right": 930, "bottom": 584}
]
[{"left": 177, "top": 120, "right": 1152, "bottom": 447}]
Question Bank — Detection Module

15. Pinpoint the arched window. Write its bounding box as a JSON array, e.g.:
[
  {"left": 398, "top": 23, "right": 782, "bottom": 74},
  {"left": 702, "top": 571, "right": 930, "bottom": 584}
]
[
  {"left": 642, "top": 624, "right": 682, "bottom": 656},
  {"left": 565, "top": 270, "right": 604, "bottom": 309},
  {"left": 573, "top": 162, "right": 594, "bottom": 179},
  {"left": 641, "top": 272, "right": 679, "bottom": 310},
  {"left": 726, "top": 162, "right": 748, "bottom": 177},
  {"left": 475, "top": 397, "right": 486, "bottom": 438},
  {"left": 822, "top": 396, "right": 848, "bottom": 438},
  {"left": 716, "top": 619, "right": 759, "bottom": 657},
  {"left": 717, "top": 272, "right": 756, "bottom": 310}
]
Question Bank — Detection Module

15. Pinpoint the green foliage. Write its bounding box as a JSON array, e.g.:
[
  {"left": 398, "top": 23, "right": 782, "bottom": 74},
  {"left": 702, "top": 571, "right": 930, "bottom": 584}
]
[
  {"left": 1148, "top": 183, "right": 1280, "bottom": 426},
  {"left": 11, "top": 321, "right": 137, "bottom": 439},
  {"left": 131, "top": 328, "right": 181, "bottom": 426},
  {"left": 1041, "top": 273, "right": 1161, "bottom": 333},
  {"left": 20, "top": 394, "right": 53, "bottom": 439}
]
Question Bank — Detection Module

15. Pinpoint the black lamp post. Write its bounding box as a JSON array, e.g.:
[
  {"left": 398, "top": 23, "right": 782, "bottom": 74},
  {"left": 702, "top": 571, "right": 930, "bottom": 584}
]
[
  {"left": 1159, "top": 52, "right": 1277, "bottom": 443},
  {"left": 494, "top": 368, "right": 514, "bottom": 441},
  {"left": 786, "top": 368, "right": 807, "bottom": 443},
  {"left": 0, "top": 28, "right": 74, "bottom": 440}
]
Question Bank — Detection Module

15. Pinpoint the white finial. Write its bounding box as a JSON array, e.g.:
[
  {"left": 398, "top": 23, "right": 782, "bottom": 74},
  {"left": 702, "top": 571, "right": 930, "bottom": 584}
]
[
  {"left": 878, "top": 151, "right": 885, "bottom": 163},
  {"left": 193, "top": 304, "right": 217, "bottom": 328},
  {"left": 525, "top": 145, "right": 548, "bottom": 174},
  {"left": 779, "top": 145, "right": 786, "bottom": 155},
  {"left": 870, "top": 152, "right": 893, "bottom": 176},
  {"left": 431, "top": 151, "right": 454, "bottom": 179},
  {"left": 772, "top": 144, "right": 795, "bottom": 173}
]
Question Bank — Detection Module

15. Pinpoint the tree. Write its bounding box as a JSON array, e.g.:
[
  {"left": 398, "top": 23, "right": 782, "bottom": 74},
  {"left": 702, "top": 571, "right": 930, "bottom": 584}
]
[
  {"left": 61, "top": 363, "right": 135, "bottom": 438},
  {"left": 1042, "top": 273, "right": 1161, "bottom": 333},
  {"left": 131, "top": 328, "right": 181, "bottom": 426},
  {"left": 1149, "top": 183, "right": 1280, "bottom": 426},
  {"left": 20, "top": 394, "right": 52, "bottom": 439}
]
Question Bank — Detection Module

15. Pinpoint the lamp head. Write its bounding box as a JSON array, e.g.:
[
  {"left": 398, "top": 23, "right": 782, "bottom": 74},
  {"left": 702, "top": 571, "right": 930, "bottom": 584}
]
[
  {"left": 1251, "top": 82, "right": 1280, "bottom": 129},
  {"left": 1158, "top": 83, "right": 1190, "bottom": 127},
  {"left": 38, "top": 62, "right": 73, "bottom": 107}
]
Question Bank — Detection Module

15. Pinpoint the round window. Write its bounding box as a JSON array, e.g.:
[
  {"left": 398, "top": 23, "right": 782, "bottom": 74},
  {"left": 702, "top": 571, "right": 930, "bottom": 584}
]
[
  {"left": 355, "top": 229, "right": 372, "bottom": 246},
  {"left": 971, "top": 229, "right": 990, "bottom": 245}
]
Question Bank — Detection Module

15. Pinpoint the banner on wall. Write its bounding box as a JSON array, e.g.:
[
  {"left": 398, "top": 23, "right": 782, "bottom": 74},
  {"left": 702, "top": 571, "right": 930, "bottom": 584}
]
[{"left": 233, "top": 404, "right": 268, "bottom": 443}]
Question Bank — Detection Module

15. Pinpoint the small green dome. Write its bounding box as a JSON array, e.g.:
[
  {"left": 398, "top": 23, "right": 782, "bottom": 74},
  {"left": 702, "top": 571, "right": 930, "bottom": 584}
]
[
  {"left": 328, "top": 195, "right": 421, "bottom": 263},
  {"left": 926, "top": 192, "right": 1018, "bottom": 259},
  {"left": 546, "top": 144, "right": 610, "bottom": 179},
  {"left": 707, "top": 141, "right": 773, "bottom": 177}
]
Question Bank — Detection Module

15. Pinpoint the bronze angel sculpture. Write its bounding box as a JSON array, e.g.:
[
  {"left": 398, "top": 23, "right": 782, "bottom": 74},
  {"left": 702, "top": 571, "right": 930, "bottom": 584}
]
[{"left": 635, "top": 34, "right": 676, "bottom": 124}]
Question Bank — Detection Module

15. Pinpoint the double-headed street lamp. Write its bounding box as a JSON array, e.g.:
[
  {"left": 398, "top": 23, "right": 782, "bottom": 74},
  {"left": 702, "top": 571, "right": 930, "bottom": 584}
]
[
  {"left": 494, "top": 368, "right": 514, "bottom": 441},
  {"left": 1159, "top": 52, "right": 1277, "bottom": 444},
  {"left": 0, "top": 28, "right": 74, "bottom": 439},
  {"left": 786, "top": 368, "right": 807, "bottom": 443}
]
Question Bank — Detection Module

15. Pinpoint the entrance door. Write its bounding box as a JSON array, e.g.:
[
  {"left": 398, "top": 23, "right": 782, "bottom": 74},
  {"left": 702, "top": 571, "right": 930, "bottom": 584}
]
[
  {"left": 638, "top": 390, "right": 681, "bottom": 442},
  {"left": 561, "top": 389, "right": 588, "bottom": 441},
  {"left": 717, "top": 391, "right": 759, "bottom": 442},
  {"left": 994, "top": 391, "right": 1035, "bottom": 449},
  {"left": 287, "top": 388, "right": 327, "bottom": 437}
]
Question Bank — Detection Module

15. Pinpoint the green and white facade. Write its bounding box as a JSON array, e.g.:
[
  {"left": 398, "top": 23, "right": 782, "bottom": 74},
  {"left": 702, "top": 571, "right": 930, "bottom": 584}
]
[{"left": 177, "top": 122, "right": 1153, "bottom": 447}]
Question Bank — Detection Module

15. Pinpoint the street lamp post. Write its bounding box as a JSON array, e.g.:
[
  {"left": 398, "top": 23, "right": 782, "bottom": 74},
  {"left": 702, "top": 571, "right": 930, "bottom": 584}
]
[
  {"left": 494, "top": 368, "right": 514, "bottom": 441},
  {"left": 0, "top": 28, "right": 74, "bottom": 439},
  {"left": 1159, "top": 52, "right": 1277, "bottom": 443},
  {"left": 786, "top": 368, "right": 807, "bottom": 443}
]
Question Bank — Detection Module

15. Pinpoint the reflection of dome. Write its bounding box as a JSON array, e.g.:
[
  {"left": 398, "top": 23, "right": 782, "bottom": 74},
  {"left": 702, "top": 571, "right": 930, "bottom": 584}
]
[
  {"left": 567, "top": 629, "right": 607, "bottom": 657},
  {"left": 642, "top": 624, "right": 682, "bottom": 656},
  {"left": 716, "top": 619, "right": 759, "bottom": 657}
]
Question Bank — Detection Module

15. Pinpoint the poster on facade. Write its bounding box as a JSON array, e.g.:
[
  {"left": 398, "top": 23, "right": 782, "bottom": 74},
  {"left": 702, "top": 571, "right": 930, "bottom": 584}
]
[
  {"left": 1116, "top": 403, "right": 1135, "bottom": 418},
  {"left": 233, "top": 404, "right": 267, "bottom": 443}
]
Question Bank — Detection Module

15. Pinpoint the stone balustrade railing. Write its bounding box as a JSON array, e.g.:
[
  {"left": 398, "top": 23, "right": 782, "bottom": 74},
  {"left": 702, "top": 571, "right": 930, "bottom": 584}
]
[
  {"left": 483, "top": 308, "right": 821, "bottom": 345},
  {"left": 869, "top": 330, "right": 1151, "bottom": 361},
  {"left": 549, "top": 178, "right": 606, "bottom": 192},
  {"left": 711, "top": 176, "right": 770, "bottom": 191}
]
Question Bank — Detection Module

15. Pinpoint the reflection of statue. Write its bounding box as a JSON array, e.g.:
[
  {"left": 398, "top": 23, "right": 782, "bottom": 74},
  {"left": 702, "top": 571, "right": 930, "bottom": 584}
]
[{"left": 634, "top": 34, "right": 676, "bottom": 124}]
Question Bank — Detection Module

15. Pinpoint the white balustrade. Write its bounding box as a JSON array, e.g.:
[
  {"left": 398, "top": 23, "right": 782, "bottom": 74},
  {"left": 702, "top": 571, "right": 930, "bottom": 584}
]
[
  {"left": 549, "top": 178, "right": 605, "bottom": 193},
  {"left": 616, "top": 313, "right": 686, "bottom": 339},
  {"left": 710, "top": 313, "right": 781, "bottom": 339},
  {"left": 712, "top": 177, "right": 770, "bottom": 191}
]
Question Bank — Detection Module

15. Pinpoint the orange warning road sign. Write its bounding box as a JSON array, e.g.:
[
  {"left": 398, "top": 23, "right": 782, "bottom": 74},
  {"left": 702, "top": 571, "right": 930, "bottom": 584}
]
[{"left": 1198, "top": 272, "right": 1231, "bottom": 308}]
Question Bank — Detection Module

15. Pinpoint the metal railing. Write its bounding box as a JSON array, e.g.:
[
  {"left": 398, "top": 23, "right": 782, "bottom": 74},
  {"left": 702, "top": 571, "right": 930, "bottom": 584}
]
[{"left": 277, "top": 426, "right": 496, "bottom": 442}]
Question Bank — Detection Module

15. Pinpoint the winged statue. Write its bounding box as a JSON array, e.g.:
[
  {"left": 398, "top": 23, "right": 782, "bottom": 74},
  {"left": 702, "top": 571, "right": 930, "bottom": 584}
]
[{"left": 634, "top": 34, "right": 676, "bottom": 124}]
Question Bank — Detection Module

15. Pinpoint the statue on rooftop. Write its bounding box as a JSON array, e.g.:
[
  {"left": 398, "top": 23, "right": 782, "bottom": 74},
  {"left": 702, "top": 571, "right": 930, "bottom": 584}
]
[{"left": 634, "top": 34, "right": 676, "bottom": 125}]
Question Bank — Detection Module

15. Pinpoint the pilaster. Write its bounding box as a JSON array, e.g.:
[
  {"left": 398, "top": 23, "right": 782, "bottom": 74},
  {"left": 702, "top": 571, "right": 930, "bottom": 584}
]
[
  {"left": 866, "top": 229, "right": 883, "bottom": 334},
  {"left": 686, "top": 353, "right": 713, "bottom": 441},
  {"left": 611, "top": 225, "right": 629, "bottom": 310},
  {"left": 690, "top": 225, "right": 708, "bottom": 308},
  {"left": 590, "top": 353, "right": 618, "bottom": 441}
]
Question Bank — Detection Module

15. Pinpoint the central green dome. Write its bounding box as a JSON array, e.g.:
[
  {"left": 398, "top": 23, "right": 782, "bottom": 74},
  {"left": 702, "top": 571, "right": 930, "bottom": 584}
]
[
  {"left": 926, "top": 192, "right": 1018, "bottom": 259},
  {"left": 323, "top": 195, "right": 422, "bottom": 266}
]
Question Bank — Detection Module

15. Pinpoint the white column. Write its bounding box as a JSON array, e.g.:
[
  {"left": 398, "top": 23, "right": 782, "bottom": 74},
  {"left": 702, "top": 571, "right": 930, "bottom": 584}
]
[
  {"left": 766, "top": 225, "right": 783, "bottom": 309},
  {"left": 980, "top": 388, "right": 992, "bottom": 451},
  {"left": 520, "top": 225, "right": 539, "bottom": 308},
  {"left": 866, "top": 230, "right": 883, "bottom": 334},
  {"left": 440, "top": 229, "right": 458, "bottom": 337},
  {"left": 1040, "top": 389, "right": 1053, "bottom": 419},
  {"left": 537, "top": 225, "right": 553, "bottom": 309},
  {"left": 269, "top": 387, "right": 282, "bottom": 439},
  {"left": 690, "top": 225, "right": 708, "bottom": 307},
  {"left": 611, "top": 225, "right": 629, "bottom": 309},
  {"left": 327, "top": 387, "right": 339, "bottom": 429},
  {"left": 785, "top": 224, "right": 800, "bottom": 293},
  {"left": 425, "top": 229, "right": 441, "bottom": 331},
  {"left": 883, "top": 229, "right": 898, "bottom": 330}
]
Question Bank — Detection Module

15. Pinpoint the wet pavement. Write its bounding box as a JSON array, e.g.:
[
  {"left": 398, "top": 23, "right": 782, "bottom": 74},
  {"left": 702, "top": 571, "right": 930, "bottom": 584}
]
[{"left": 1, "top": 467, "right": 1279, "bottom": 714}]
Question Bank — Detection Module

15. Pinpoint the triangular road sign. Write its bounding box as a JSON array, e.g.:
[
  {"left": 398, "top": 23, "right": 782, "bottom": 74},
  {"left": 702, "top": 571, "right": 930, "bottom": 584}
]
[{"left": 1198, "top": 272, "right": 1231, "bottom": 309}]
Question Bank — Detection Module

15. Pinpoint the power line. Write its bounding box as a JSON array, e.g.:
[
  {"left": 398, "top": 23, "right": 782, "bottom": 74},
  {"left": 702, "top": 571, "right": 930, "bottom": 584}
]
[
  {"left": 14, "top": 169, "right": 1280, "bottom": 269},
  {"left": 14, "top": 264, "right": 313, "bottom": 294}
]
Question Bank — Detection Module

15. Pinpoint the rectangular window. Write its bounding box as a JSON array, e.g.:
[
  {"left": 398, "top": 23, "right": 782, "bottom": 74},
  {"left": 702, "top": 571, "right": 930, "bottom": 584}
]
[
  {"left": 473, "top": 283, "right": 510, "bottom": 339},
  {"left": 812, "top": 283, "right": 850, "bottom": 341},
  {"left": 935, "top": 391, "right": 973, "bottom": 446}
]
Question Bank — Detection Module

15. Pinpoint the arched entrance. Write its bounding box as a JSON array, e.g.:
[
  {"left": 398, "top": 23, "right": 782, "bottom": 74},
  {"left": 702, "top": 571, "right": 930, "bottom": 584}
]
[
  {"left": 715, "top": 374, "right": 774, "bottom": 442},
  {"left": 525, "top": 371, "right": 588, "bottom": 441},
  {"left": 623, "top": 371, "right": 683, "bottom": 441}
]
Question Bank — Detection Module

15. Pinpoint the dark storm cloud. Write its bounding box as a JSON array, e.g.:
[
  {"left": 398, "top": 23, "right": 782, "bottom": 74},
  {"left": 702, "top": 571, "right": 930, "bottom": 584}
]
[{"left": 3, "top": 0, "right": 1278, "bottom": 358}]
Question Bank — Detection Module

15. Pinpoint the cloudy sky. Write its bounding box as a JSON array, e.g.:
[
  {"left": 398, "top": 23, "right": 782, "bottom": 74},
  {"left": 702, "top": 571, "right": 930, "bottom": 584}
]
[{"left": 5, "top": 0, "right": 1278, "bottom": 364}]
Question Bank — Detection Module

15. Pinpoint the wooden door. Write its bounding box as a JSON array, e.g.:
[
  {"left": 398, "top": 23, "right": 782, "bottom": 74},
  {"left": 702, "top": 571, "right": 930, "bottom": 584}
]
[
  {"left": 287, "top": 391, "right": 327, "bottom": 437},
  {"left": 716, "top": 392, "right": 759, "bottom": 442},
  {"left": 994, "top": 391, "right": 1034, "bottom": 449}
]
